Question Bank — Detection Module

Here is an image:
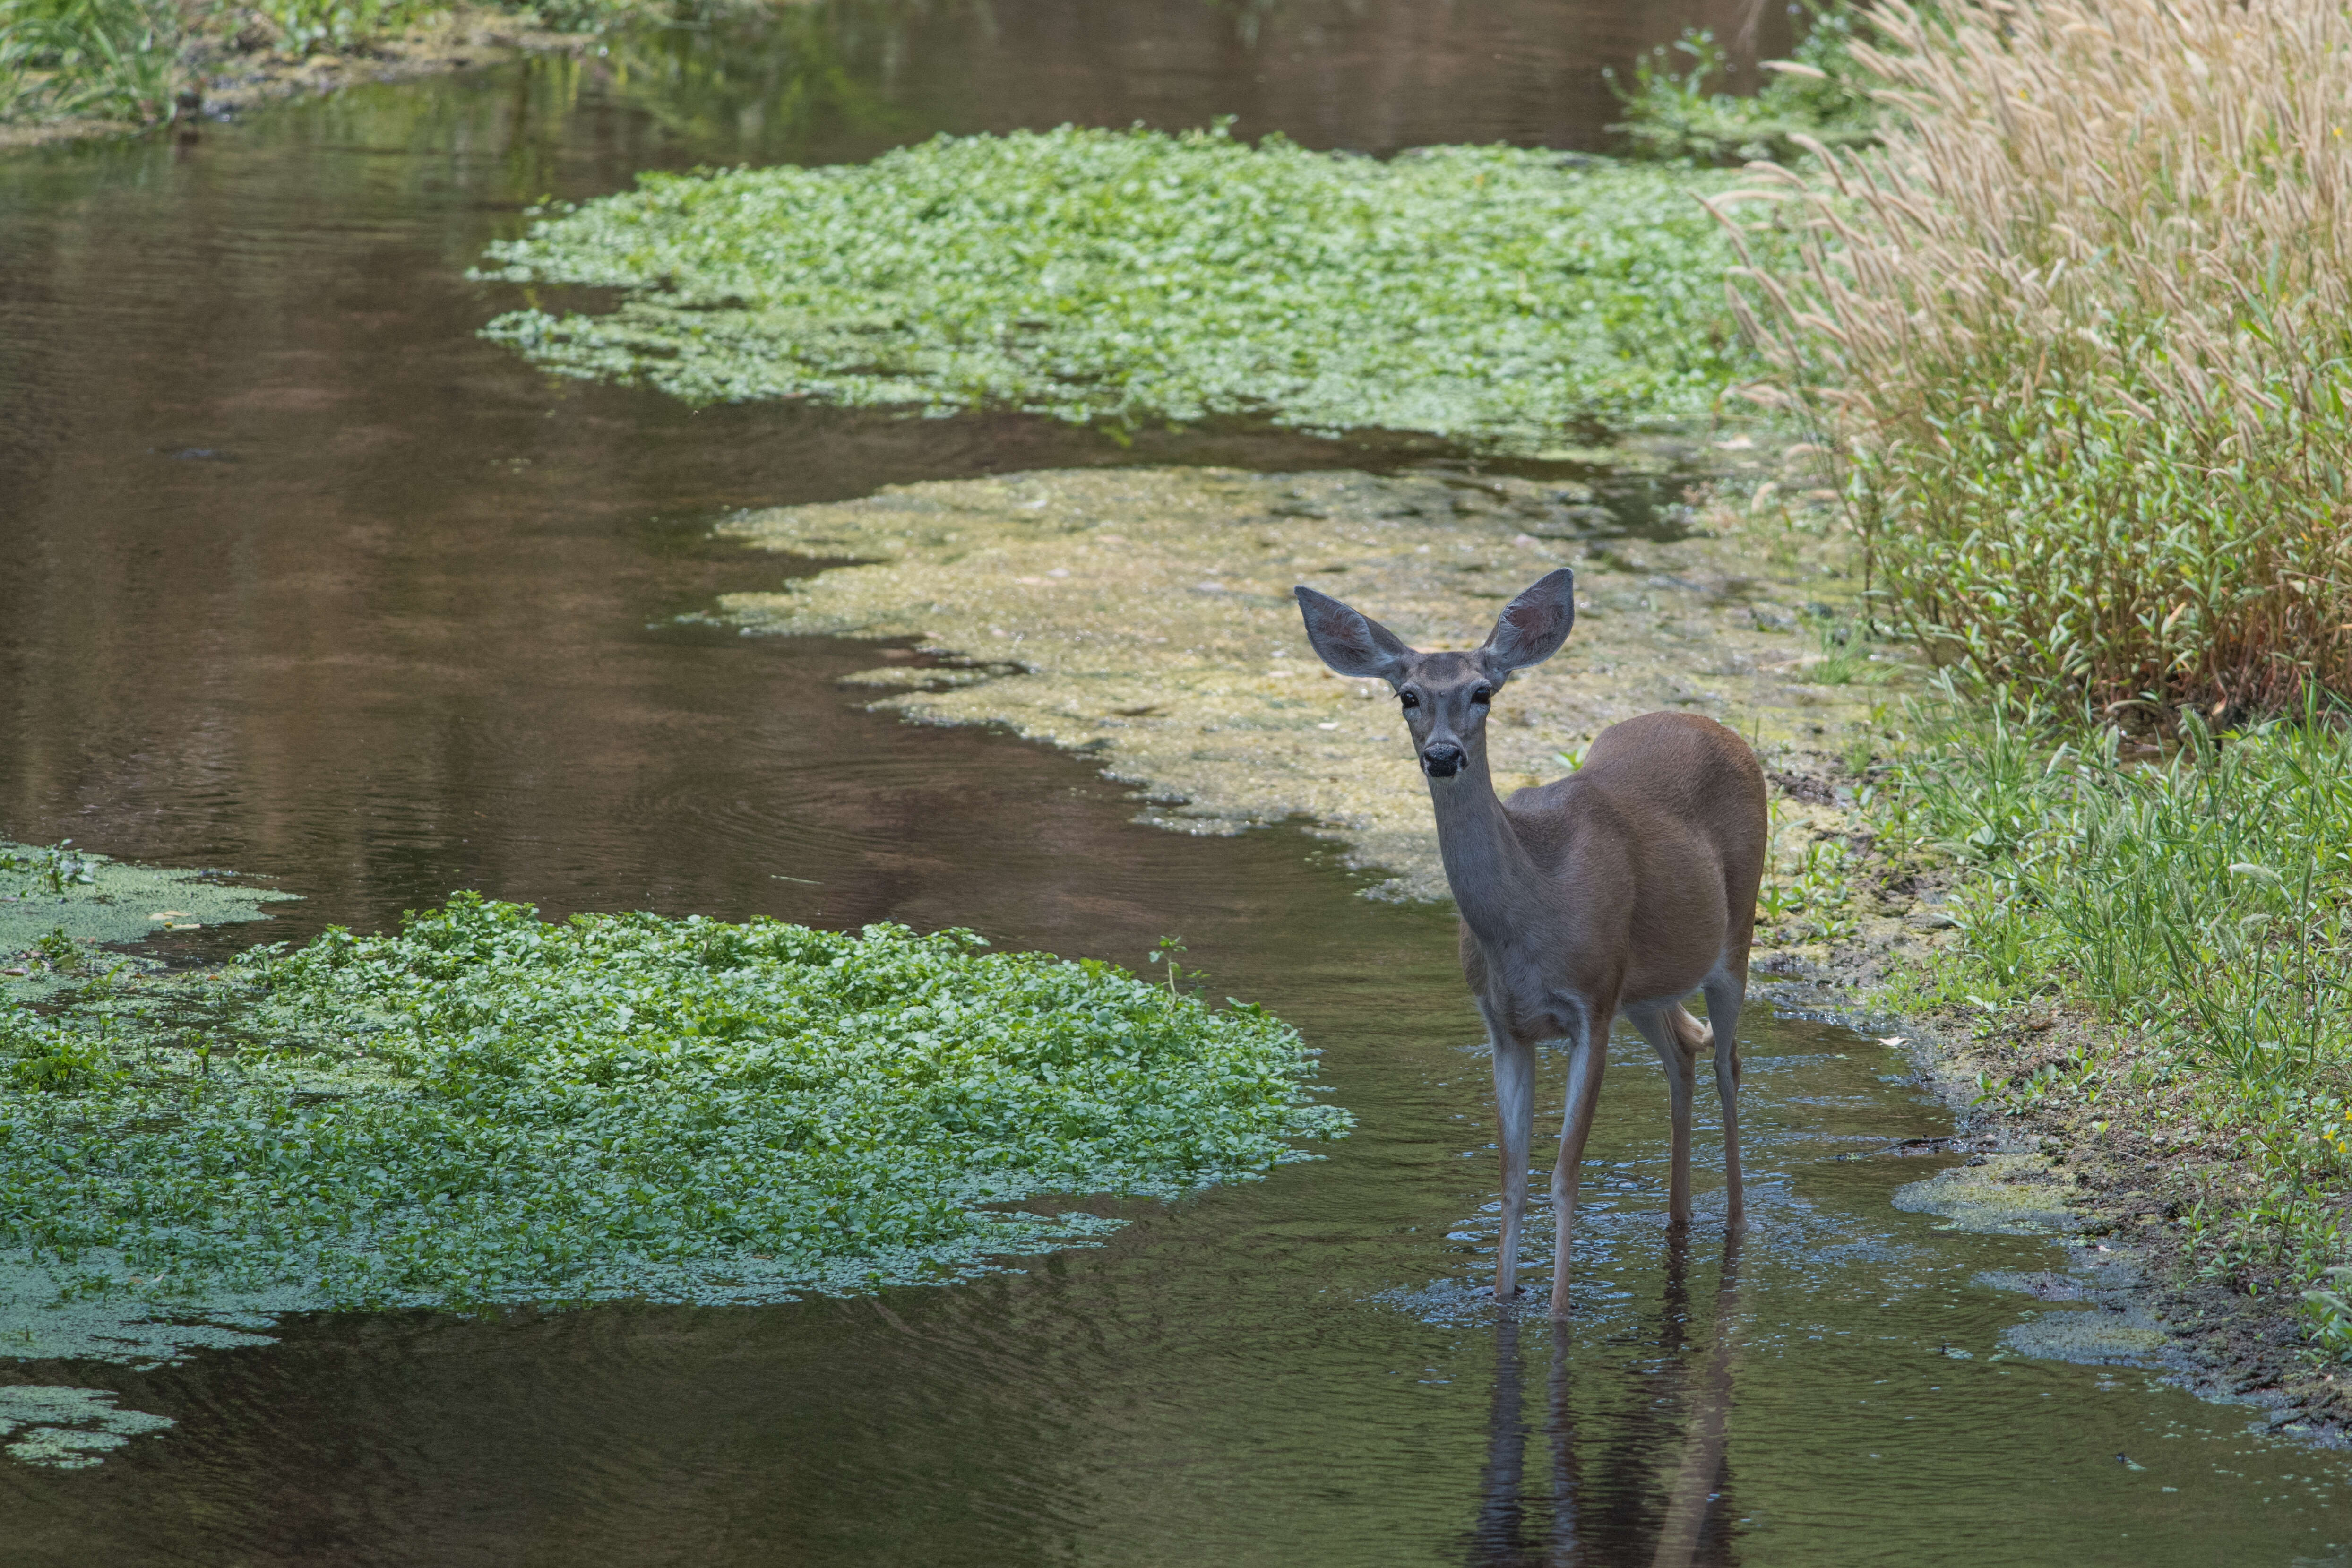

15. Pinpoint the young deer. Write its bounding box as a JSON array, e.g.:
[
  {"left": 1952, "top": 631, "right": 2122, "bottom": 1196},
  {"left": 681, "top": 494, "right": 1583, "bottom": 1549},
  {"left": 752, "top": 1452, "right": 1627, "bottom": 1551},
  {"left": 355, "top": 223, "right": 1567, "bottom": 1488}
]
[{"left": 1296, "top": 569, "right": 1766, "bottom": 1317}]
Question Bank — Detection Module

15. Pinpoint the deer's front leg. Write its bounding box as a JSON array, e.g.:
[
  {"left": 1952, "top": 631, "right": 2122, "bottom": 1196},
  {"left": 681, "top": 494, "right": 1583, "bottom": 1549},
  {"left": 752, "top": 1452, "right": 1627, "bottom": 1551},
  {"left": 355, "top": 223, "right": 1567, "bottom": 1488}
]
[
  {"left": 1550, "top": 1007, "right": 1611, "bottom": 1319},
  {"left": 1491, "top": 1033, "right": 1535, "bottom": 1302}
]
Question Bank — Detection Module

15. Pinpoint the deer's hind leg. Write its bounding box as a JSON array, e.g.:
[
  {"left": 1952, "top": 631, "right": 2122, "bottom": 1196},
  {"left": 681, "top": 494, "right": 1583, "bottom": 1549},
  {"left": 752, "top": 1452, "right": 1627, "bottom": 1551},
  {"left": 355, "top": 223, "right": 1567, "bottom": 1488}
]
[
  {"left": 1627, "top": 1003, "right": 1702, "bottom": 1227},
  {"left": 1700, "top": 973, "right": 1746, "bottom": 1223}
]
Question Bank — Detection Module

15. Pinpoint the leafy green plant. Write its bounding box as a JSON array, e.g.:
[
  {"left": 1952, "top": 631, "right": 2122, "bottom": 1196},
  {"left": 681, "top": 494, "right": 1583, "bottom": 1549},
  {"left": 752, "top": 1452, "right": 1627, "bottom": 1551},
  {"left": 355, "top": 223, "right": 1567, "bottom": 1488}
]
[
  {"left": 31, "top": 927, "right": 81, "bottom": 974},
  {"left": 1, "top": 1006, "right": 116, "bottom": 1093},
  {"left": 1606, "top": 2, "right": 1883, "bottom": 165},
  {"left": 253, "top": 0, "right": 431, "bottom": 57},
  {"left": 1756, "top": 805, "right": 1858, "bottom": 944},
  {"left": 0, "top": 896, "right": 1347, "bottom": 1310},
  {"left": 2303, "top": 1267, "right": 2352, "bottom": 1361},
  {"left": 1147, "top": 933, "right": 1189, "bottom": 998},
  {"left": 1, "top": 841, "right": 96, "bottom": 895},
  {"left": 475, "top": 124, "right": 1782, "bottom": 449}
]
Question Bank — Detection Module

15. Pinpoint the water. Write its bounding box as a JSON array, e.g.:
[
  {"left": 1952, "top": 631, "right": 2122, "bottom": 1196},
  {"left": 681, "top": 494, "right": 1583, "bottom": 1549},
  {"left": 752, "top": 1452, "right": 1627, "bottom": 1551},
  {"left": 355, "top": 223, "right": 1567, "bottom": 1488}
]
[{"left": 1, "top": 2, "right": 2348, "bottom": 1561}]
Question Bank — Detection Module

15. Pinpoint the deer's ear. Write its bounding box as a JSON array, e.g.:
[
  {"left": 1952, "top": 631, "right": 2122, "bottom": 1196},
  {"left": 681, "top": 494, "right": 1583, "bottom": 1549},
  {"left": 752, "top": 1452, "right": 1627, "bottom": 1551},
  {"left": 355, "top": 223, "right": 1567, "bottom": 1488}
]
[
  {"left": 1480, "top": 569, "right": 1576, "bottom": 679},
  {"left": 1295, "top": 585, "right": 1415, "bottom": 683}
]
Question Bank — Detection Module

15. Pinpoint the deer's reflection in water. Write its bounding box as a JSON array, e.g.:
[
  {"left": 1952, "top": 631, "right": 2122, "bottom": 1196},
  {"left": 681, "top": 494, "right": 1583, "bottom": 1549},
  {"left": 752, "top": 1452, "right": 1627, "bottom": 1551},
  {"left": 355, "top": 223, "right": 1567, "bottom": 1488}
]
[{"left": 1466, "top": 1232, "right": 1745, "bottom": 1568}]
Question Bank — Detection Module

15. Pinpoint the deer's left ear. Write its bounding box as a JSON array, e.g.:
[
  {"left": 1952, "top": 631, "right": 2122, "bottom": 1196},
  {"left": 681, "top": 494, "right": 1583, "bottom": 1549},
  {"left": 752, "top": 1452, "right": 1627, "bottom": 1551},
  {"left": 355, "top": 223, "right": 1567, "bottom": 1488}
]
[{"left": 1479, "top": 569, "right": 1575, "bottom": 681}]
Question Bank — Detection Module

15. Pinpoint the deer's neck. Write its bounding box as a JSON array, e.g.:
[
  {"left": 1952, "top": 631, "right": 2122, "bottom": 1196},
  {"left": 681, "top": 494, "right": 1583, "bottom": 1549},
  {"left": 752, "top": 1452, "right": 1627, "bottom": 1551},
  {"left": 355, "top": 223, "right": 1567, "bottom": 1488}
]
[{"left": 1428, "top": 753, "right": 1538, "bottom": 950}]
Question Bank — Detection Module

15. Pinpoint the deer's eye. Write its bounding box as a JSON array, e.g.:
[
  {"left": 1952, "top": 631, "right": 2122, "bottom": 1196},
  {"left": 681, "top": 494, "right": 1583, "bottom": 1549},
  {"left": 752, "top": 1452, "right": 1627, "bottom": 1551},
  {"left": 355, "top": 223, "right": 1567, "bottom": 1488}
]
[
  {"left": 1471, "top": 687, "right": 1492, "bottom": 706},
  {"left": 1398, "top": 691, "right": 1420, "bottom": 710}
]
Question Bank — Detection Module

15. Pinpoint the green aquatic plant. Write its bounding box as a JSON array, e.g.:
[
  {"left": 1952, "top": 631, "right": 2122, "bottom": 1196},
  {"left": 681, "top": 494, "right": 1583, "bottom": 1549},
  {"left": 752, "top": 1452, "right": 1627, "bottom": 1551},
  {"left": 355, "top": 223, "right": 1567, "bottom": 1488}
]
[
  {"left": 0, "top": 895, "right": 1347, "bottom": 1311},
  {"left": 1607, "top": 2, "right": 1885, "bottom": 166},
  {"left": 474, "top": 124, "right": 1774, "bottom": 448},
  {"left": 0, "top": 841, "right": 94, "bottom": 896}
]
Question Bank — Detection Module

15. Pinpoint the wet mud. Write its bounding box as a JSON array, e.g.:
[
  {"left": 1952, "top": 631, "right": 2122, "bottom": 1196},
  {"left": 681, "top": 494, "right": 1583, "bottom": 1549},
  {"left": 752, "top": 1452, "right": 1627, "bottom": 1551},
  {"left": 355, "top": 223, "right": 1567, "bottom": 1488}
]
[{"left": 1764, "top": 934, "right": 2352, "bottom": 1447}]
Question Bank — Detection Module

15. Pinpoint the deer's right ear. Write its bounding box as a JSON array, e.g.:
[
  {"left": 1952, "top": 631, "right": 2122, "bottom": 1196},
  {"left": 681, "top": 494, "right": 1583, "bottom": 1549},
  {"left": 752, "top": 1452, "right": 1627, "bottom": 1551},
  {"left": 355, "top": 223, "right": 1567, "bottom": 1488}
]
[{"left": 1295, "top": 586, "right": 1415, "bottom": 683}]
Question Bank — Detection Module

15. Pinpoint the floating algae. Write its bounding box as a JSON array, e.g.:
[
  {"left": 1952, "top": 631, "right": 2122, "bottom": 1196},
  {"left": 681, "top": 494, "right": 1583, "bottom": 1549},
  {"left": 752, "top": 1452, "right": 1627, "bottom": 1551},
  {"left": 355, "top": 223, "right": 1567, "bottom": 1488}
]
[
  {"left": 0, "top": 1251, "right": 286, "bottom": 1367},
  {"left": 474, "top": 126, "right": 1774, "bottom": 448},
  {"left": 0, "top": 1385, "right": 174, "bottom": 1470},
  {"left": 1893, "top": 1154, "right": 2087, "bottom": 1237},
  {"left": 718, "top": 465, "right": 1882, "bottom": 901},
  {"left": 0, "top": 898, "right": 1346, "bottom": 1316},
  {"left": 0, "top": 841, "right": 297, "bottom": 1001}
]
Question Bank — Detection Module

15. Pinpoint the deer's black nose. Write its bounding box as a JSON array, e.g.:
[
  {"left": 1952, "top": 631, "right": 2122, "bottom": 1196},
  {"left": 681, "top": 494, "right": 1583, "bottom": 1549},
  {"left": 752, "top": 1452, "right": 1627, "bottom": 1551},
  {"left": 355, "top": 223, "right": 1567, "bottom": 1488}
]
[{"left": 1422, "top": 743, "right": 1465, "bottom": 778}]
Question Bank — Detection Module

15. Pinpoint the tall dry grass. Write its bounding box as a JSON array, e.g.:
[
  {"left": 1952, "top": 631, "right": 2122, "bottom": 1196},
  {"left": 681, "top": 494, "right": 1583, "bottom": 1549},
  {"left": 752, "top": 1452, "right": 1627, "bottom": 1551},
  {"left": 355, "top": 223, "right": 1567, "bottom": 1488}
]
[{"left": 1714, "top": 0, "right": 2352, "bottom": 719}]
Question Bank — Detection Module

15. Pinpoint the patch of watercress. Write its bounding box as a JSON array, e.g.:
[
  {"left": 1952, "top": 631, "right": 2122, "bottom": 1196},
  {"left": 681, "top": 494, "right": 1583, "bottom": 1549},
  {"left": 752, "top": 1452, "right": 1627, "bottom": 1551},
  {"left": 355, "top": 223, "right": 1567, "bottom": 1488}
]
[{"left": 0, "top": 896, "right": 1347, "bottom": 1310}]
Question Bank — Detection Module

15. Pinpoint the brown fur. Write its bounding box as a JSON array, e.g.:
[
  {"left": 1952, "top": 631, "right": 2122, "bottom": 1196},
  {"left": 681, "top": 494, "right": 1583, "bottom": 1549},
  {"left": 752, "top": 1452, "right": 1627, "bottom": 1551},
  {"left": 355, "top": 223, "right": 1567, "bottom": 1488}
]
[{"left": 1296, "top": 574, "right": 1768, "bottom": 1316}]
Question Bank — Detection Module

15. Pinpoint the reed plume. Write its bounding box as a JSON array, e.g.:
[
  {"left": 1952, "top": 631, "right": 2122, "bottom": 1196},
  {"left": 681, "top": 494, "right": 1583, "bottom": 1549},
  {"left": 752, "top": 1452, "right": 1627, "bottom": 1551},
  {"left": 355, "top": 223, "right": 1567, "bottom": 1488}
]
[{"left": 1714, "top": 0, "right": 2352, "bottom": 719}]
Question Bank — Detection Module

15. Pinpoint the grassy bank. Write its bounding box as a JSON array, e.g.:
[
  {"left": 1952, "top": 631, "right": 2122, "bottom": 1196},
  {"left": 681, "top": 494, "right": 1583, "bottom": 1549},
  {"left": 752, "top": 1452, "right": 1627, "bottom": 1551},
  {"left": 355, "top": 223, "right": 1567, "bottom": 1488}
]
[
  {"left": 476, "top": 125, "right": 1781, "bottom": 448},
  {"left": 0, "top": 895, "right": 1346, "bottom": 1310},
  {"left": 1872, "top": 702, "right": 2352, "bottom": 1359},
  {"left": 0, "top": 0, "right": 623, "bottom": 136}
]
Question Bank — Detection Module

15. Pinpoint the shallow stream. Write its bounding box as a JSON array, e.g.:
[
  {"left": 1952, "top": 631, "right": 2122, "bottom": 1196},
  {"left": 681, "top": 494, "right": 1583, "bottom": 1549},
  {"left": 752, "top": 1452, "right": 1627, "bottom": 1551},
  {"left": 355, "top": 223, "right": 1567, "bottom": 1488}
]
[{"left": 3, "top": 2, "right": 2349, "bottom": 1561}]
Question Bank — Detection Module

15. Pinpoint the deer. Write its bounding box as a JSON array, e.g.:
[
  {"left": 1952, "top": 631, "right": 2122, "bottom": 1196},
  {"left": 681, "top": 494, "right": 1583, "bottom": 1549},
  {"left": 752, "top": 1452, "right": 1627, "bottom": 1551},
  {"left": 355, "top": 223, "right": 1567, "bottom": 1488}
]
[{"left": 1295, "top": 568, "right": 1767, "bottom": 1318}]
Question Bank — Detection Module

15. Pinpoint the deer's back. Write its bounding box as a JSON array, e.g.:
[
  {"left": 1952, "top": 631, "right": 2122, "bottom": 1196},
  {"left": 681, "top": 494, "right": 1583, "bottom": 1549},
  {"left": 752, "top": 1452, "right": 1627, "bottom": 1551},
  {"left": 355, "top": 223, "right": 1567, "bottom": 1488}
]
[{"left": 1486, "top": 711, "right": 1767, "bottom": 1008}]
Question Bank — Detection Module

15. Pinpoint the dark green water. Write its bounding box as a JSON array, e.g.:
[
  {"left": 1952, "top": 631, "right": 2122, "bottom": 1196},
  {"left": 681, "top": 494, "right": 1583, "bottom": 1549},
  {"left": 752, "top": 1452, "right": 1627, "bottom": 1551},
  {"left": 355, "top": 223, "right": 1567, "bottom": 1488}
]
[{"left": 1, "top": 2, "right": 2347, "bottom": 1561}]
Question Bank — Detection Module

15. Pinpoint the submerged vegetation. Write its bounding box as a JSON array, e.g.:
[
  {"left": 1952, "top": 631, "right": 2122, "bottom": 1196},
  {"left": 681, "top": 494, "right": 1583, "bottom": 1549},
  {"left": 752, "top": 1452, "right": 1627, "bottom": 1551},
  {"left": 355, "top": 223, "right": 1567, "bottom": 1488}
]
[
  {"left": 477, "top": 125, "right": 1771, "bottom": 447},
  {"left": 716, "top": 462, "right": 1872, "bottom": 903},
  {"left": 0, "top": 896, "right": 1345, "bottom": 1309}
]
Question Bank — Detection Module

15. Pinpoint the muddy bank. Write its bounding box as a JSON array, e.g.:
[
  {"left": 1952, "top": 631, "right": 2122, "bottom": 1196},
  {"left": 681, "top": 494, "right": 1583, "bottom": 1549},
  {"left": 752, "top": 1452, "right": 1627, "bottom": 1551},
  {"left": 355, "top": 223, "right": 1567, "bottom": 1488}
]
[
  {"left": 0, "top": 4, "right": 598, "bottom": 153},
  {"left": 719, "top": 457, "right": 1886, "bottom": 904},
  {"left": 1759, "top": 909, "right": 2352, "bottom": 1447}
]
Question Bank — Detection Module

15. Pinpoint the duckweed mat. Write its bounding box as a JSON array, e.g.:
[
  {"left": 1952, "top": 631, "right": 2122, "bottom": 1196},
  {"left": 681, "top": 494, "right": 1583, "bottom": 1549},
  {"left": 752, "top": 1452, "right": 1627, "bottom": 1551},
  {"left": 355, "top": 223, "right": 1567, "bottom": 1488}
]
[
  {"left": 1, "top": 841, "right": 297, "bottom": 1001},
  {"left": 718, "top": 464, "right": 1884, "bottom": 902},
  {"left": 0, "top": 1385, "right": 174, "bottom": 1470},
  {"left": 0, "top": 898, "right": 1347, "bottom": 1317},
  {"left": 475, "top": 126, "right": 1770, "bottom": 448}
]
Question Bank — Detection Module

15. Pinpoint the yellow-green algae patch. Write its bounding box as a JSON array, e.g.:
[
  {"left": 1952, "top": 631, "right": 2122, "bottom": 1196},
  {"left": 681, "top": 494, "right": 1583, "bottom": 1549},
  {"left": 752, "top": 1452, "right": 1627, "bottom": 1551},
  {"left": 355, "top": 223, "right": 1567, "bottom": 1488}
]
[
  {"left": 1892, "top": 1154, "right": 2087, "bottom": 1237},
  {"left": 720, "top": 465, "right": 1884, "bottom": 902}
]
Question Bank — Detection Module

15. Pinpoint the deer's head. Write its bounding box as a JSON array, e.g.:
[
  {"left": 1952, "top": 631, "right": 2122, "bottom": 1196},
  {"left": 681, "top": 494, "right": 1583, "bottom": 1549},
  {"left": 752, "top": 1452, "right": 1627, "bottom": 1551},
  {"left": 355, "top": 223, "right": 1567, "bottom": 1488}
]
[{"left": 1294, "top": 569, "right": 1576, "bottom": 781}]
